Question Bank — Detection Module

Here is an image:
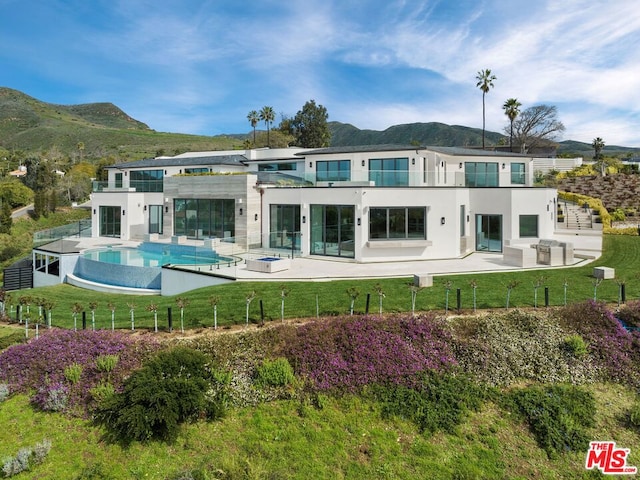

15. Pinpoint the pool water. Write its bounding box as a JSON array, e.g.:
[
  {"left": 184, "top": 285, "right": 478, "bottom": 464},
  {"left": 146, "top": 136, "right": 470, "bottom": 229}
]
[{"left": 83, "top": 242, "right": 233, "bottom": 267}]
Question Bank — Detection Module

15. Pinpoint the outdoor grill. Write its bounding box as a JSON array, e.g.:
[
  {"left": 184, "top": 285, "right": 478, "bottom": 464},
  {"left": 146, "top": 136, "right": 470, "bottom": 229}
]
[
  {"left": 534, "top": 239, "right": 573, "bottom": 266},
  {"left": 535, "top": 239, "right": 559, "bottom": 264}
]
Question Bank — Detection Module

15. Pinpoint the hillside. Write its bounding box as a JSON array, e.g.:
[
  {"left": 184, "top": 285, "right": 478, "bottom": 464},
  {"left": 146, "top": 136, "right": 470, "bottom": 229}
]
[
  {"left": 328, "top": 121, "right": 505, "bottom": 148},
  {"left": 0, "top": 87, "right": 239, "bottom": 161},
  {"left": 3, "top": 87, "right": 640, "bottom": 162}
]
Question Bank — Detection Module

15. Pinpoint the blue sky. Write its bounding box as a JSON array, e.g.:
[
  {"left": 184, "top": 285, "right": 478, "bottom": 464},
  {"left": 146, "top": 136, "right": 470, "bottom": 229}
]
[{"left": 2, "top": 0, "right": 640, "bottom": 146}]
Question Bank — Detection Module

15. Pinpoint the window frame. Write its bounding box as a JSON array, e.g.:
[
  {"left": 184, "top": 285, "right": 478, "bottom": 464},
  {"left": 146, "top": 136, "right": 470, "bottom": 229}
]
[{"left": 369, "top": 206, "right": 426, "bottom": 240}]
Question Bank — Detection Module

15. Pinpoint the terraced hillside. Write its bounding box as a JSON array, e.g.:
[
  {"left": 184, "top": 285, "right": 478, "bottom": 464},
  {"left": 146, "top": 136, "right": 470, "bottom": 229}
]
[{"left": 557, "top": 174, "right": 640, "bottom": 212}]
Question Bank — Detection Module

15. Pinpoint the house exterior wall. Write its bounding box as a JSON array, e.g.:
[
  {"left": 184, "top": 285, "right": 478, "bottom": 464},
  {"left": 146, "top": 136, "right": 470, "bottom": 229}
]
[
  {"left": 90, "top": 192, "right": 147, "bottom": 240},
  {"left": 162, "top": 174, "right": 261, "bottom": 248},
  {"left": 89, "top": 147, "right": 556, "bottom": 263}
]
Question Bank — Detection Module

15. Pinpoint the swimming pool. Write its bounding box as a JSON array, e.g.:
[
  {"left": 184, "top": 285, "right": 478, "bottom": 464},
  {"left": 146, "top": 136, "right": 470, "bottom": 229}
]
[
  {"left": 83, "top": 242, "right": 234, "bottom": 267},
  {"left": 73, "top": 242, "right": 235, "bottom": 291}
]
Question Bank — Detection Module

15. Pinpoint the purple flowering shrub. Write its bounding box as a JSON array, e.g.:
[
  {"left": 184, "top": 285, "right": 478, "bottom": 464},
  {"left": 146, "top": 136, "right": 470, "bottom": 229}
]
[
  {"left": 558, "top": 300, "right": 640, "bottom": 386},
  {"left": 617, "top": 300, "right": 640, "bottom": 328},
  {"left": 285, "top": 314, "right": 457, "bottom": 392},
  {"left": 0, "top": 329, "right": 159, "bottom": 414}
]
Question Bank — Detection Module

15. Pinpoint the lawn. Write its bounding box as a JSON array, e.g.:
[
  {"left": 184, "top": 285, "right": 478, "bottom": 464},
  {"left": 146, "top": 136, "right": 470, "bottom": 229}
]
[
  {"left": 1, "top": 383, "right": 637, "bottom": 479},
  {"left": 4, "top": 234, "right": 639, "bottom": 331}
]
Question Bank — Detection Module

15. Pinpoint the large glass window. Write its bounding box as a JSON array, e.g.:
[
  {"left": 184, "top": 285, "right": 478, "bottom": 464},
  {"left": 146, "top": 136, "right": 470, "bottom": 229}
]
[
  {"left": 173, "top": 199, "right": 235, "bottom": 239},
  {"left": 316, "top": 160, "right": 350, "bottom": 182},
  {"left": 130, "top": 169, "right": 163, "bottom": 192},
  {"left": 259, "top": 163, "right": 297, "bottom": 171},
  {"left": 519, "top": 215, "right": 538, "bottom": 237},
  {"left": 369, "top": 207, "right": 425, "bottom": 240},
  {"left": 269, "top": 204, "right": 301, "bottom": 250},
  {"left": 114, "top": 172, "right": 123, "bottom": 188},
  {"left": 460, "top": 205, "right": 466, "bottom": 237},
  {"left": 149, "top": 205, "right": 163, "bottom": 234},
  {"left": 100, "top": 206, "right": 121, "bottom": 237},
  {"left": 310, "top": 205, "right": 355, "bottom": 258},
  {"left": 511, "top": 163, "right": 526, "bottom": 184},
  {"left": 465, "top": 162, "right": 499, "bottom": 187},
  {"left": 184, "top": 167, "right": 209, "bottom": 174},
  {"left": 369, "top": 158, "right": 409, "bottom": 186}
]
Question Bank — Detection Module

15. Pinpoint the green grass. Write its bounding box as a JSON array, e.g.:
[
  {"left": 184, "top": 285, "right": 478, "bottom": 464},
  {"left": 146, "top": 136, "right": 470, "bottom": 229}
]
[
  {"left": 1, "top": 384, "right": 637, "bottom": 479},
  {"left": 8, "top": 235, "right": 640, "bottom": 331}
]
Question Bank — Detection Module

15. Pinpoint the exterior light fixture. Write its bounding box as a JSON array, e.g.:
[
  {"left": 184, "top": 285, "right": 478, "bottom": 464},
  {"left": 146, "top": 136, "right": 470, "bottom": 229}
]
[
  {"left": 459, "top": 162, "right": 463, "bottom": 169},
  {"left": 302, "top": 215, "right": 306, "bottom": 224},
  {"left": 309, "top": 162, "right": 313, "bottom": 168},
  {"left": 440, "top": 217, "right": 445, "bottom": 225},
  {"left": 239, "top": 208, "right": 243, "bottom": 216},
  {"left": 361, "top": 160, "right": 365, "bottom": 166},
  {"left": 254, "top": 213, "right": 259, "bottom": 221},
  {"left": 502, "top": 163, "right": 506, "bottom": 169}
]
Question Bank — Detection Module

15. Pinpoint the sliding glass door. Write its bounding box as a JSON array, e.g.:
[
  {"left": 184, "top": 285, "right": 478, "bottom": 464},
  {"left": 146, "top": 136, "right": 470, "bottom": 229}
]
[
  {"left": 475, "top": 214, "right": 502, "bottom": 252},
  {"left": 310, "top": 205, "right": 355, "bottom": 258}
]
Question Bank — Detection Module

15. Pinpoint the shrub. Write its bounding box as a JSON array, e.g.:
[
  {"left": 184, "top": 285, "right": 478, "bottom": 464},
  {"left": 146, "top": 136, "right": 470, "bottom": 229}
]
[
  {"left": 373, "top": 371, "right": 487, "bottom": 436},
  {"left": 0, "top": 330, "right": 158, "bottom": 414},
  {"left": 1, "top": 439, "right": 51, "bottom": 477},
  {"left": 558, "top": 301, "right": 640, "bottom": 386},
  {"left": 34, "top": 381, "right": 69, "bottom": 412},
  {"left": 255, "top": 358, "right": 295, "bottom": 387},
  {"left": 627, "top": 398, "right": 640, "bottom": 433},
  {"left": 89, "top": 381, "right": 115, "bottom": 404},
  {"left": 563, "top": 334, "right": 589, "bottom": 358},
  {"left": 95, "top": 354, "right": 119, "bottom": 374},
  {"left": 0, "top": 383, "right": 8, "bottom": 402},
  {"left": 452, "top": 311, "right": 598, "bottom": 386},
  {"left": 617, "top": 301, "right": 640, "bottom": 328},
  {"left": 285, "top": 314, "right": 457, "bottom": 392},
  {"left": 93, "top": 347, "right": 225, "bottom": 443},
  {"left": 502, "top": 384, "right": 595, "bottom": 459},
  {"left": 64, "top": 363, "right": 83, "bottom": 385}
]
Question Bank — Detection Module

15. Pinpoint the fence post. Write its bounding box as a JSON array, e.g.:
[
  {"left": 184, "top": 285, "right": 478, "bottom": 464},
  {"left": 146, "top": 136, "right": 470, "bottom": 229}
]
[
  {"left": 456, "top": 288, "right": 461, "bottom": 312},
  {"left": 168, "top": 307, "right": 172, "bottom": 332},
  {"left": 82, "top": 311, "right": 87, "bottom": 330},
  {"left": 544, "top": 287, "right": 549, "bottom": 307},
  {"left": 365, "top": 293, "right": 370, "bottom": 315}
]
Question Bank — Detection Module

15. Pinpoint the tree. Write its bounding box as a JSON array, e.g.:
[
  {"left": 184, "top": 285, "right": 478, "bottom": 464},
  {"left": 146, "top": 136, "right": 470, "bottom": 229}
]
[
  {"left": 592, "top": 137, "right": 606, "bottom": 175},
  {"left": 0, "top": 196, "right": 12, "bottom": 234},
  {"left": 509, "top": 105, "right": 566, "bottom": 153},
  {"left": 259, "top": 106, "right": 275, "bottom": 148},
  {"left": 247, "top": 110, "right": 259, "bottom": 146},
  {"left": 291, "top": 100, "right": 331, "bottom": 148},
  {"left": 475, "top": 69, "right": 496, "bottom": 149},
  {"left": 503, "top": 98, "right": 521, "bottom": 152}
]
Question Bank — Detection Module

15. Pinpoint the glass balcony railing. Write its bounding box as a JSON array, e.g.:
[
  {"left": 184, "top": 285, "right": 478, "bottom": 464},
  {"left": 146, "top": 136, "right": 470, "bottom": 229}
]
[
  {"left": 92, "top": 180, "right": 163, "bottom": 192},
  {"left": 281, "top": 170, "right": 532, "bottom": 188},
  {"left": 33, "top": 220, "right": 92, "bottom": 247}
]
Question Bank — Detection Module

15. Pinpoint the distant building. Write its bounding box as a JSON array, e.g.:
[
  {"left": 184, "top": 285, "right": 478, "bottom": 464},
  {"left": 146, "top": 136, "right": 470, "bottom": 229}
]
[{"left": 8, "top": 165, "right": 27, "bottom": 177}]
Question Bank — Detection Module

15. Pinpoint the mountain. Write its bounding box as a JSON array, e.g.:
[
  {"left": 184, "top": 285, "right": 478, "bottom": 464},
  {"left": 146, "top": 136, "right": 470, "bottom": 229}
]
[
  {"left": 2, "top": 87, "right": 639, "bottom": 162},
  {"left": 328, "top": 121, "right": 505, "bottom": 148},
  {"left": 0, "top": 87, "right": 239, "bottom": 161}
]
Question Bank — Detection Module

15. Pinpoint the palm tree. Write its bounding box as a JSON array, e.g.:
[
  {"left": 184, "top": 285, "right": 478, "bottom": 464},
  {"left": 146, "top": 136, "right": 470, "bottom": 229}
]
[
  {"left": 476, "top": 69, "right": 497, "bottom": 149},
  {"left": 592, "top": 137, "right": 606, "bottom": 175},
  {"left": 259, "top": 106, "right": 275, "bottom": 147},
  {"left": 503, "top": 98, "right": 521, "bottom": 152},
  {"left": 247, "top": 110, "right": 259, "bottom": 146}
]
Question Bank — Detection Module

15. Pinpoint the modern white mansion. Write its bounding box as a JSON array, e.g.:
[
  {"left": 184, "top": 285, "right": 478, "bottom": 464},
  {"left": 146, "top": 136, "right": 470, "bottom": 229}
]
[{"left": 90, "top": 144, "right": 557, "bottom": 262}]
